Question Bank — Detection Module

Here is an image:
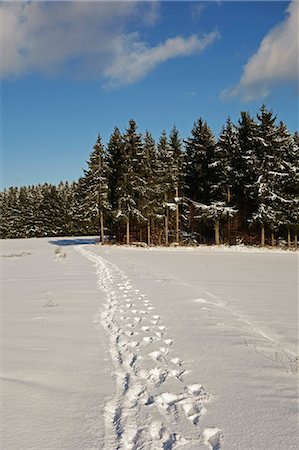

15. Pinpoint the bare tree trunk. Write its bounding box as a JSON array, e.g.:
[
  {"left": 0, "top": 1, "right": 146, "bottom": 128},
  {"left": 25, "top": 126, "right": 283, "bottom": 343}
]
[
  {"left": 271, "top": 230, "right": 275, "bottom": 247},
  {"left": 100, "top": 209, "right": 104, "bottom": 244},
  {"left": 227, "top": 187, "right": 231, "bottom": 245},
  {"left": 227, "top": 186, "right": 231, "bottom": 205},
  {"left": 215, "top": 220, "right": 220, "bottom": 245},
  {"left": 126, "top": 218, "right": 130, "bottom": 245},
  {"left": 147, "top": 219, "right": 151, "bottom": 246},
  {"left": 261, "top": 223, "right": 265, "bottom": 247},
  {"left": 164, "top": 194, "right": 169, "bottom": 246},
  {"left": 175, "top": 185, "right": 179, "bottom": 244},
  {"left": 287, "top": 227, "right": 291, "bottom": 248},
  {"left": 139, "top": 226, "right": 142, "bottom": 242},
  {"left": 158, "top": 229, "right": 162, "bottom": 246},
  {"left": 294, "top": 230, "right": 298, "bottom": 250}
]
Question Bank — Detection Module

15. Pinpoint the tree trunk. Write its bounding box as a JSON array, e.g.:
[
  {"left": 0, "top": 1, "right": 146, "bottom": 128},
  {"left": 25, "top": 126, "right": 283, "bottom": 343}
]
[
  {"left": 100, "top": 209, "right": 104, "bottom": 244},
  {"left": 126, "top": 218, "right": 130, "bottom": 245},
  {"left": 139, "top": 227, "right": 142, "bottom": 242},
  {"left": 175, "top": 185, "right": 179, "bottom": 244},
  {"left": 147, "top": 219, "right": 151, "bottom": 246},
  {"left": 261, "top": 223, "right": 265, "bottom": 247},
  {"left": 287, "top": 227, "right": 291, "bottom": 248},
  {"left": 164, "top": 194, "right": 169, "bottom": 246},
  {"left": 294, "top": 230, "right": 298, "bottom": 250},
  {"left": 158, "top": 229, "right": 162, "bottom": 246},
  {"left": 271, "top": 230, "right": 275, "bottom": 247},
  {"left": 215, "top": 220, "right": 220, "bottom": 245}
]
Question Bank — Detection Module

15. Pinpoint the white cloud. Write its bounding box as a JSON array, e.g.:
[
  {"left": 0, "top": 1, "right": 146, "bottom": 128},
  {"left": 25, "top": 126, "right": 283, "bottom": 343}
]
[
  {"left": 1, "top": 1, "right": 153, "bottom": 76},
  {"left": 0, "top": 1, "right": 218, "bottom": 88},
  {"left": 222, "top": 0, "right": 299, "bottom": 101},
  {"left": 104, "top": 31, "right": 219, "bottom": 88}
]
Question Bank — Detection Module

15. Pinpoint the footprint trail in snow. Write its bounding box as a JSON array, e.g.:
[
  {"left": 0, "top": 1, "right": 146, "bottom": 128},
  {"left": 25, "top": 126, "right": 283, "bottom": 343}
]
[{"left": 77, "top": 246, "right": 222, "bottom": 450}]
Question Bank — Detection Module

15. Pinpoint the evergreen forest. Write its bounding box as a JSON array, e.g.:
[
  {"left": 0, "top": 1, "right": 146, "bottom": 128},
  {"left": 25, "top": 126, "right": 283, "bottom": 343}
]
[{"left": 1, "top": 106, "right": 298, "bottom": 248}]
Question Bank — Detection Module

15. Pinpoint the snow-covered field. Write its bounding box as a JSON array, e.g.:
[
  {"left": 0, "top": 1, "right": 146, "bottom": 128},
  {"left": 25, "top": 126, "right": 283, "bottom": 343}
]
[{"left": 1, "top": 238, "right": 298, "bottom": 449}]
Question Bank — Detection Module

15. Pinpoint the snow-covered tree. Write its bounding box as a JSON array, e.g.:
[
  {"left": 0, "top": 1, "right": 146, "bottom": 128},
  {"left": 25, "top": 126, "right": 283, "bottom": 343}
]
[
  {"left": 117, "top": 120, "right": 145, "bottom": 243},
  {"left": 83, "top": 134, "right": 110, "bottom": 242},
  {"left": 185, "top": 118, "right": 215, "bottom": 204}
]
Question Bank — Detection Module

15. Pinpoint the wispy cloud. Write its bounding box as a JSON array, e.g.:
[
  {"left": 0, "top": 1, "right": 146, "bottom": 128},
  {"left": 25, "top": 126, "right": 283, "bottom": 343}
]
[
  {"left": 0, "top": 1, "right": 218, "bottom": 89},
  {"left": 104, "top": 31, "right": 219, "bottom": 89},
  {"left": 222, "top": 0, "right": 298, "bottom": 101},
  {"left": 190, "top": 2, "right": 207, "bottom": 21}
]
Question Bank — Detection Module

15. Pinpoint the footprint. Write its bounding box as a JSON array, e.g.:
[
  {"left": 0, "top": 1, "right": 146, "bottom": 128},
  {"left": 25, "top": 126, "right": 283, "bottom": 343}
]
[
  {"left": 171, "top": 357, "right": 183, "bottom": 366},
  {"left": 141, "top": 326, "right": 150, "bottom": 332},
  {"left": 156, "top": 392, "right": 186, "bottom": 410},
  {"left": 203, "top": 428, "right": 222, "bottom": 450},
  {"left": 148, "top": 368, "right": 168, "bottom": 386},
  {"left": 143, "top": 336, "right": 154, "bottom": 344},
  {"left": 186, "top": 384, "right": 204, "bottom": 396},
  {"left": 134, "top": 317, "right": 142, "bottom": 323},
  {"left": 153, "top": 315, "right": 160, "bottom": 320},
  {"left": 169, "top": 369, "right": 185, "bottom": 381},
  {"left": 181, "top": 401, "right": 200, "bottom": 424},
  {"left": 164, "top": 339, "right": 173, "bottom": 345},
  {"left": 149, "top": 351, "right": 164, "bottom": 362},
  {"left": 128, "top": 341, "right": 139, "bottom": 348},
  {"left": 149, "top": 421, "right": 165, "bottom": 440}
]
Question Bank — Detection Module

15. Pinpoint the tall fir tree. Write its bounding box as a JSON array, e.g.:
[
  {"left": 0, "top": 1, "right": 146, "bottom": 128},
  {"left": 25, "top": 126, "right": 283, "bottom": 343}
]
[
  {"left": 83, "top": 134, "right": 110, "bottom": 241},
  {"left": 185, "top": 118, "right": 215, "bottom": 204},
  {"left": 118, "top": 120, "right": 145, "bottom": 243}
]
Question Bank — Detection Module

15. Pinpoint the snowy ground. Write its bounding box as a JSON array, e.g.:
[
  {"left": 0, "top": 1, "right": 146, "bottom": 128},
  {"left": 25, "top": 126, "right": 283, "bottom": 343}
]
[{"left": 1, "top": 238, "right": 298, "bottom": 449}]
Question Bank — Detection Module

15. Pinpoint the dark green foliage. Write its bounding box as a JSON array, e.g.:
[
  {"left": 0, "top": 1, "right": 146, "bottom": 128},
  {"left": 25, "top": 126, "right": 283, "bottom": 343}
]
[
  {"left": 1, "top": 108, "right": 297, "bottom": 246},
  {"left": 185, "top": 118, "right": 216, "bottom": 204}
]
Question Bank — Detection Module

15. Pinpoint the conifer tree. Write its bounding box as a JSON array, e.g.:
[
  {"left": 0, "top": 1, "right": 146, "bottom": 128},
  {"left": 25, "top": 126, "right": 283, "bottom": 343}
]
[
  {"left": 252, "top": 106, "right": 283, "bottom": 244},
  {"left": 118, "top": 120, "right": 145, "bottom": 244},
  {"left": 106, "top": 127, "right": 125, "bottom": 228},
  {"left": 156, "top": 130, "right": 175, "bottom": 245},
  {"left": 169, "top": 125, "right": 185, "bottom": 242},
  {"left": 142, "top": 131, "right": 159, "bottom": 244},
  {"left": 212, "top": 117, "right": 241, "bottom": 204},
  {"left": 237, "top": 111, "right": 259, "bottom": 225},
  {"left": 83, "top": 134, "right": 110, "bottom": 242},
  {"left": 185, "top": 118, "right": 215, "bottom": 204}
]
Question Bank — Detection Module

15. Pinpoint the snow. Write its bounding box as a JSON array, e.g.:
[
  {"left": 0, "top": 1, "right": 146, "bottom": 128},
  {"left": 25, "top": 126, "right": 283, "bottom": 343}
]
[{"left": 1, "top": 237, "right": 298, "bottom": 449}]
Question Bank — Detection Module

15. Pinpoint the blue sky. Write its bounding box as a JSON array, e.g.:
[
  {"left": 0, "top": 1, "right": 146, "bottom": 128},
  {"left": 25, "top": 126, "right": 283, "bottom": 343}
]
[{"left": 1, "top": 1, "right": 298, "bottom": 189}]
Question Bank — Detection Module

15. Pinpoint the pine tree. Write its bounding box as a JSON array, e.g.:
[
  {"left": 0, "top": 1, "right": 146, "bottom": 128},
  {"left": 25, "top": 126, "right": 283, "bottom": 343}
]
[
  {"left": 237, "top": 111, "right": 259, "bottom": 228},
  {"left": 83, "top": 134, "right": 110, "bottom": 242},
  {"left": 212, "top": 117, "right": 241, "bottom": 205},
  {"left": 156, "top": 130, "right": 175, "bottom": 245},
  {"left": 142, "top": 131, "right": 159, "bottom": 244},
  {"left": 106, "top": 127, "right": 125, "bottom": 231},
  {"left": 118, "top": 120, "right": 145, "bottom": 244},
  {"left": 169, "top": 125, "right": 185, "bottom": 242},
  {"left": 252, "top": 106, "right": 283, "bottom": 245},
  {"left": 185, "top": 118, "right": 215, "bottom": 204}
]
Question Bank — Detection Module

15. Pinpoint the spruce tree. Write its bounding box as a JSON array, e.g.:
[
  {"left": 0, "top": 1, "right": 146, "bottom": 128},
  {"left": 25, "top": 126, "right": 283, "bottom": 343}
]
[
  {"left": 185, "top": 118, "right": 215, "bottom": 204},
  {"left": 237, "top": 111, "right": 259, "bottom": 226},
  {"left": 118, "top": 120, "right": 145, "bottom": 244},
  {"left": 142, "top": 131, "right": 159, "bottom": 244},
  {"left": 83, "top": 134, "right": 110, "bottom": 242}
]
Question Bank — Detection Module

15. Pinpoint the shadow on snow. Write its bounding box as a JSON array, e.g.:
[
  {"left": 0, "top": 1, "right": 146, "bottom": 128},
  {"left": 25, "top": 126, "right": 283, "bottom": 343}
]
[{"left": 49, "top": 237, "right": 100, "bottom": 247}]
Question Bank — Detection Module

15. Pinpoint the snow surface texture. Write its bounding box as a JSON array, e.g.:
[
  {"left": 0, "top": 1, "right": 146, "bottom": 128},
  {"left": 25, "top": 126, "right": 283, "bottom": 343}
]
[{"left": 1, "top": 238, "right": 298, "bottom": 449}]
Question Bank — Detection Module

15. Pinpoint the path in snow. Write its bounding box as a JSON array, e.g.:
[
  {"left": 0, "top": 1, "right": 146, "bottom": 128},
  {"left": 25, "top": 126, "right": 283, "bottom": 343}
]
[{"left": 77, "top": 246, "right": 222, "bottom": 450}]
